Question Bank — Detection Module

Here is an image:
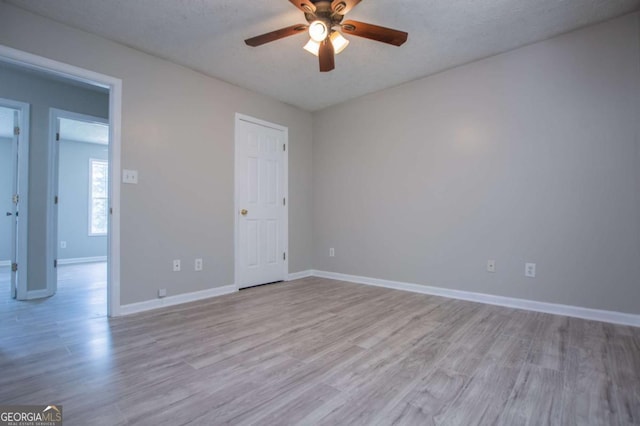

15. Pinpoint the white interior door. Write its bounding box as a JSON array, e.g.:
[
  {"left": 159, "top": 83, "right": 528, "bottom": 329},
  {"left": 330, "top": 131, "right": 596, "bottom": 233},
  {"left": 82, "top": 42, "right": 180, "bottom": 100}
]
[
  {"left": 1, "top": 98, "right": 29, "bottom": 300},
  {"left": 9, "top": 109, "right": 19, "bottom": 298},
  {"left": 235, "top": 115, "right": 288, "bottom": 289}
]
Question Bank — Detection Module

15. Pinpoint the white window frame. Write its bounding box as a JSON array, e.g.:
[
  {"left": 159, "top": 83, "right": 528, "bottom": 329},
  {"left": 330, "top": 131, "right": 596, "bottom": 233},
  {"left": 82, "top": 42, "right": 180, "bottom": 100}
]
[{"left": 88, "top": 158, "right": 109, "bottom": 236}]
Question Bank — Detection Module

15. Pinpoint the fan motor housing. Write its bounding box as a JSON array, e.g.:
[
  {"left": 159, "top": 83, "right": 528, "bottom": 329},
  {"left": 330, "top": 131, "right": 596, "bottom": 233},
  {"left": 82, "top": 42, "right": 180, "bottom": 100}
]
[{"left": 305, "top": 1, "right": 344, "bottom": 27}]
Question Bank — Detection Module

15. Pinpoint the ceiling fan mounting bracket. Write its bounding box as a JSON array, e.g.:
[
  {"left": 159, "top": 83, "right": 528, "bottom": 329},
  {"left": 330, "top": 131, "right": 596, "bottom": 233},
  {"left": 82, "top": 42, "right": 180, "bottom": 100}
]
[
  {"left": 305, "top": 1, "right": 344, "bottom": 29},
  {"left": 245, "top": 0, "right": 408, "bottom": 72}
]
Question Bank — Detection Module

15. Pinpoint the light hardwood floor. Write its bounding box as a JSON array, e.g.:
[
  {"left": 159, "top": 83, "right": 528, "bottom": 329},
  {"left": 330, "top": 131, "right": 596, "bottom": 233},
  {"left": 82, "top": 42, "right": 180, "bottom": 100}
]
[{"left": 1, "top": 273, "right": 639, "bottom": 425}]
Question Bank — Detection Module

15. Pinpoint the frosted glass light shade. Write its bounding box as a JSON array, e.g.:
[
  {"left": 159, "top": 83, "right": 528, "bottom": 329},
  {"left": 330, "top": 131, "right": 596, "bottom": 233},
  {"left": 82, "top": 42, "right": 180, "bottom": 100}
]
[
  {"left": 330, "top": 31, "right": 349, "bottom": 54},
  {"left": 308, "top": 21, "right": 328, "bottom": 42},
  {"left": 304, "top": 39, "right": 320, "bottom": 56}
]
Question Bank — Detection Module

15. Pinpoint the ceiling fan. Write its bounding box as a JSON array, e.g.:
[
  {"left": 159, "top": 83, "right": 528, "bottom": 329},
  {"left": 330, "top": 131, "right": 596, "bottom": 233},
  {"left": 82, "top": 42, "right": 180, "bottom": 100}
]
[{"left": 244, "top": 0, "right": 408, "bottom": 72}]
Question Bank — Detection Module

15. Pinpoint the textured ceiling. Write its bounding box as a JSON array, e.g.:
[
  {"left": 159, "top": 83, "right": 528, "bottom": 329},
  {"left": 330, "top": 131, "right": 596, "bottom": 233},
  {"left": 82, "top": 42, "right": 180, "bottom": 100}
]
[{"left": 6, "top": 0, "right": 639, "bottom": 111}]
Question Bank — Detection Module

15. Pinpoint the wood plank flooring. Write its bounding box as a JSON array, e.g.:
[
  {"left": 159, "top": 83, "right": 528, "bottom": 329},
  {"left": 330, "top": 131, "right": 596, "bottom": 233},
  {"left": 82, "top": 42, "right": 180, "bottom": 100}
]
[{"left": 1, "top": 272, "right": 639, "bottom": 425}]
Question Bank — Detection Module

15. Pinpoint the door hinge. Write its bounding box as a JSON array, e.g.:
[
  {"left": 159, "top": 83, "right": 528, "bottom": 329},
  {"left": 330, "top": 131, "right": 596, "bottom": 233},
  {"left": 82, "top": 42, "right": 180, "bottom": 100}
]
[
  {"left": 283, "top": 197, "right": 286, "bottom": 206},
  {"left": 11, "top": 263, "right": 18, "bottom": 272},
  {"left": 14, "top": 126, "right": 20, "bottom": 136},
  {"left": 54, "top": 259, "right": 58, "bottom": 268},
  {"left": 54, "top": 196, "right": 59, "bottom": 205},
  {"left": 56, "top": 132, "right": 60, "bottom": 142},
  {"left": 110, "top": 207, "right": 113, "bottom": 215},
  {"left": 283, "top": 144, "right": 286, "bottom": 152},
  {"left": 283, "top": 252, "right": 286, "bottom": 261},
  {"left": 12, "top": 194, "right": 19, "bottom": 204}
]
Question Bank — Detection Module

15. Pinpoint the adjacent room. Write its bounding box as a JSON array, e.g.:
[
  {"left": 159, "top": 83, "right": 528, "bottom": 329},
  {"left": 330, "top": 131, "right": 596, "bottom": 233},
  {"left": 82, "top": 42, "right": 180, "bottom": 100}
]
[{"left": 0, "top": 0, "right": 639, "bottom": 424}]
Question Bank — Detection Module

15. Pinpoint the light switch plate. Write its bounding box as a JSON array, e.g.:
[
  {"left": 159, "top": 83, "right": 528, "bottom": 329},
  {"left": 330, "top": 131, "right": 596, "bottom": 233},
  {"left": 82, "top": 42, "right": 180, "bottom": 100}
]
[
  {"left": 122, "top": 169, "right": 138, "bottom": 184},
  {"left": 487, "top": 259, "right": 496, "bottom": 273}
]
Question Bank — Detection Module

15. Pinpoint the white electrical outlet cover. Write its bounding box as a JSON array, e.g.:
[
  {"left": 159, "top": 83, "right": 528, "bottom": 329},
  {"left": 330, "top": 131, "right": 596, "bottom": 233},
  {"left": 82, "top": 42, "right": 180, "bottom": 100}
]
[{"left": 525, "top": 263, "right": 536, "bottom": 278}]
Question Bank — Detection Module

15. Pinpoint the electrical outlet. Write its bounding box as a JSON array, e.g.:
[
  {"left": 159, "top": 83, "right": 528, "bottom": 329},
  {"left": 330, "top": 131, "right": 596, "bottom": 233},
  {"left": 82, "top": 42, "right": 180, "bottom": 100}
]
[
  {"left": 60, "top": 241, "right": 67, "bottom": 249},
  {"left": 173, "top": 259, "right": 181, "bottom": 272},
  {"left": 195, "top": 258, "right": 203, "bottom": 271},
  {"left": 158, "top": 288, "right": 167, "bottom": 298},
  {"left": 487, "top": 259, "right": 496, "bottom": 273},
  {"left": 329, "top": 248, "right": 335, "bottom": 257},
  {"left": 525, "top": 263, "right": 536, "bottom": 278}
]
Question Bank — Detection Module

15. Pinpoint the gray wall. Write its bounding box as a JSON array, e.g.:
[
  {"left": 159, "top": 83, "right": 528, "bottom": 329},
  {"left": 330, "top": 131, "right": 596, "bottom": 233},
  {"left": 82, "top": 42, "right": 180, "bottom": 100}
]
[
  {"left": 0, "top": 137, "right": 12, "bottom": 261},
  {"left": 2, "top": 2, "right": 636, "bottom": 314},
  {"left": 58, "top": 140, "right": 108, "bottom": 260},
  {"left": 0, "top": 2, "right": 314, "bottom": 304},
  {"left": 0, "top": 63, "right": 109, "bottom": 291},
  {"left": 313, "top": 13, "right": 640, "bottom": 315}
]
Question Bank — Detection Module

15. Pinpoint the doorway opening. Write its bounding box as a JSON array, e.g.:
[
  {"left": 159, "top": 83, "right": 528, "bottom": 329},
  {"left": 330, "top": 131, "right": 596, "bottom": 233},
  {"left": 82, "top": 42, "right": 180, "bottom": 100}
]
[
  {"left": 51, "top": 110, "right": 110, "bottom": 317},
  {"left": 0, "top": 45, "right": 122, "bottom": 316}
]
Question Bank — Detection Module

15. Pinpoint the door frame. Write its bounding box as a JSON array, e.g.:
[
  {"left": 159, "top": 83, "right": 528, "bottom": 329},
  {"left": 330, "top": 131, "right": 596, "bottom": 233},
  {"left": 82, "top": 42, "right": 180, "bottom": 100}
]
[
  {"left": 0, "top": 43, "right": 123, "bottom": 316},
  {"left": 0, "top": 97, "right": 30, "bottom": 300},
  {"left": 234, "top": 113, "right": 289, "bottom": 290},
  {"left": 47, "top": 109, "right": 109, "bottom": 299}
]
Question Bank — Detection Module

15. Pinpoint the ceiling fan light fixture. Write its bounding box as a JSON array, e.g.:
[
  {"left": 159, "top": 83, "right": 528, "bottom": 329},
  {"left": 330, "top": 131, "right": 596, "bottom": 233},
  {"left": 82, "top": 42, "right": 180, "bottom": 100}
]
[
  {"left": 303, "top": 38, "right": 320, "bottom": 56},
  {"left": 330, "top": 31, "right": 349, "bottom": 54},
  {"left": 309, "top": 20, "right": 329, "bottom": 42}
]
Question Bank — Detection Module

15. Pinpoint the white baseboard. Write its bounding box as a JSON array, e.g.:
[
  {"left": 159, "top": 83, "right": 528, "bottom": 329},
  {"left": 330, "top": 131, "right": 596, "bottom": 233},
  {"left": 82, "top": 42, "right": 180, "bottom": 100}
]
[
  {"left": 312, "top": 270, "right": 640, "bottom": 327},
  {"left": 25, "top": 289, "right": 51, "bottom": 300},
  {"left": 287, "top": 270, "right": 314, "bottom": 281},
  {"left": 0, "top": 260, "right": 10, "bottom": 267},
  {"left": 119, "top": 285, "right": 237, "bottom": 316},
  {"left": 58, "top": 256, "right": 107, "bottom": 265}
]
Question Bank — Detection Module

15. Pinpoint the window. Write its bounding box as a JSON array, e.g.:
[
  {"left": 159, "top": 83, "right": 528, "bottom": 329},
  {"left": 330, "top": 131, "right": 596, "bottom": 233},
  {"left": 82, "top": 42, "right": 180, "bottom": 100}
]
[{"left": 89, "top": 159, "right": 108, "bottom": 236}]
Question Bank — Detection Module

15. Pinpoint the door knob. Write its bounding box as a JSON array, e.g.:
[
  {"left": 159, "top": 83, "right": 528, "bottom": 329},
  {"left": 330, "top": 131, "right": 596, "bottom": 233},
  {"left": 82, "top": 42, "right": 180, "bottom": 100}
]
[
  {"left": 240, "top": 209, "right": 248, "bottom": 216},
  {"left": 5, "top": 212, "right": 12, "bottom": 216}
]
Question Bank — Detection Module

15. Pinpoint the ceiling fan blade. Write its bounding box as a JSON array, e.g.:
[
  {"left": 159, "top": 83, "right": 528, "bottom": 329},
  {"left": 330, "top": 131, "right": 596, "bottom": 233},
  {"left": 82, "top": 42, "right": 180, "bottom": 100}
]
[
  {"left": 331, "top": 0, "right": 361, "bottom": 15},
  {"left": 319, "top": 39, "right": 335, "bottom": 72},
  {"left": 289, "top": 0, "right": 316, "bottom": 14},
  {"left": 341, "top": 20, "right": 408, "bottom": 46},
  {"left": 245, "top": 24, "right": 308, "bottom": 47}
]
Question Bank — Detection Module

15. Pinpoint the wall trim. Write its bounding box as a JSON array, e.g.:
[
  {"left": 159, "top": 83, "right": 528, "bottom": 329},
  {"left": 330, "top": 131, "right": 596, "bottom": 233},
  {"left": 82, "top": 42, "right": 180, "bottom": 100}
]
[
  {"left": 287, "top": 270, "right": 313, "bottom": 281},
  {"left": 58, "top": 256, "right": 107, "bottom": 265},
  {"left": 0, "top": 260, "right": 10, "bottom": 267},
  {"left": 312, "top": 270, "right": 640, "bottom": 327},
  {"left": 119, "top": 285, "right": 237, "bottom": 316},
  {"left": 25, "top": 289, "right": 50, "bottom": 300}
]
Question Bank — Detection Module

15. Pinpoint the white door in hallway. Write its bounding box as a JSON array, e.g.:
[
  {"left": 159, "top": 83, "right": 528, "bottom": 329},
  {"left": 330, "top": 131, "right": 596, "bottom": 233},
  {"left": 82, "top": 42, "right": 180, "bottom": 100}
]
[
  {"left": 7, "top": 108, "right": 19, "bottom": 298},
  {"left": 235, "top": 115, "right": 288, "bottom": 289},
  {"left": 0, "top": 99, "right": 29, "bottom": 300}
]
